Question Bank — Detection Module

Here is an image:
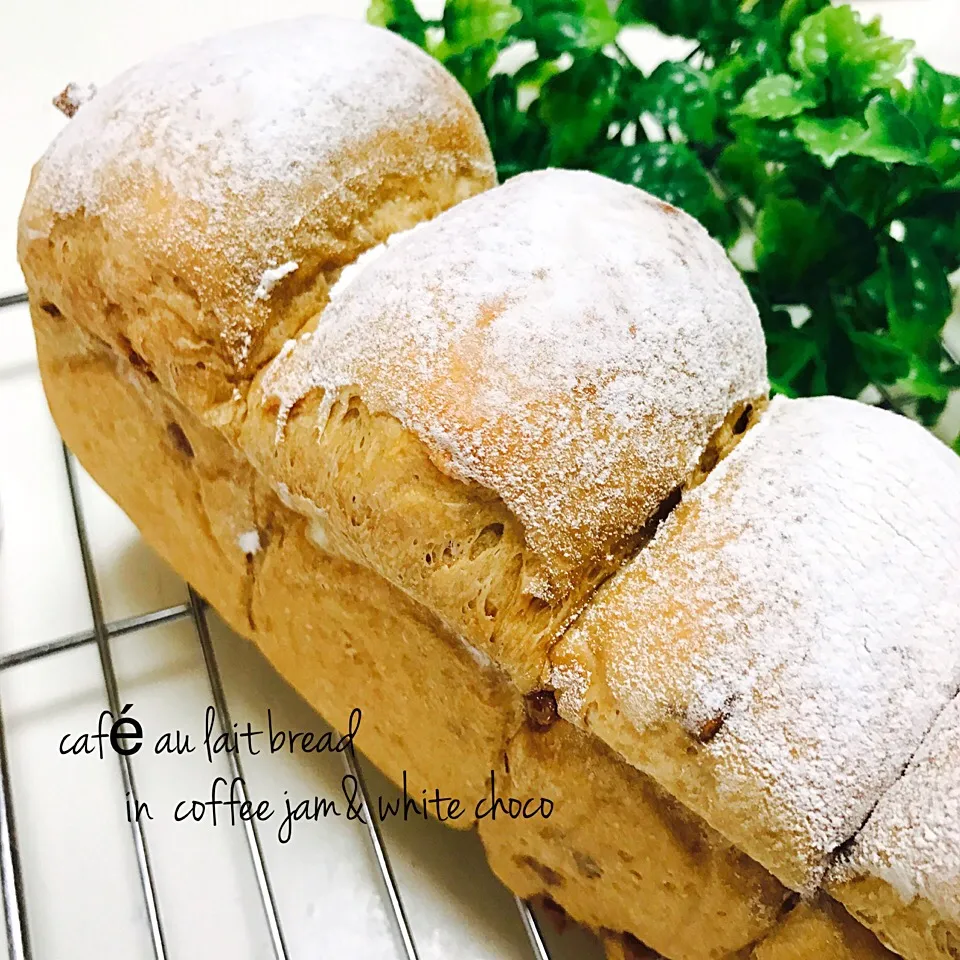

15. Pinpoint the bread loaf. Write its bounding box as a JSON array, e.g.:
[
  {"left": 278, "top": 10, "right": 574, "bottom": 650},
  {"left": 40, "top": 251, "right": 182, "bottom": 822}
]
[{"left": 18, "top": 17, "right": 960, "bottom": 960}]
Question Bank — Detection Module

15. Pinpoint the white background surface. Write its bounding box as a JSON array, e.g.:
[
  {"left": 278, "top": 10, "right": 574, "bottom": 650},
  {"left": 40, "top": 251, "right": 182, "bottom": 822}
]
[{"left": 0, "top": 3, "right": 958, "bottom": 959}]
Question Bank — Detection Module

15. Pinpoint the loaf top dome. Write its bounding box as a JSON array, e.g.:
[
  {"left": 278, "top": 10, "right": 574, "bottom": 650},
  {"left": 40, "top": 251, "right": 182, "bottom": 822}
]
[
  {"left": 258, "top": 169, "right": 769, "bottom": 597},
  {"left": 18, "top": 16, "right": 494, "bottom": 372},
  {"left": 551, "top": 394, "right": 960, "bottom": 890}
]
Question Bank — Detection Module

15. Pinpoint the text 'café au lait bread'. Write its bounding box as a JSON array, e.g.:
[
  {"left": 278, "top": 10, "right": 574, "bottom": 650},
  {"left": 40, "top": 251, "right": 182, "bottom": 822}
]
[{"left": 17, "top": 14, "right": 960, "bottom": 960}]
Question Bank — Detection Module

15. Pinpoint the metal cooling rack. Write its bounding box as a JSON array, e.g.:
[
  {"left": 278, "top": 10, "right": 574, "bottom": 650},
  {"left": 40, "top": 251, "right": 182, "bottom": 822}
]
[{"left": 0, "top": 289, "right": 553, "bottom": 960}]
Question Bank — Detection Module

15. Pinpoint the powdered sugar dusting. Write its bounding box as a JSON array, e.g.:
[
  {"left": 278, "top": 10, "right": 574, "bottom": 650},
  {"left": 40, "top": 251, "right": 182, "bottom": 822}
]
[
  {"left": 259, "top": 170, "right": 768, "bottom": 596},
  {"left": 23, "top": 16, "right": 488, "bottom": 366},
  {"left": 329, "top": 220, "right": 429, "bottom": 301},
  {"left": 832, "top": 694, "right": 960, "bottom": 924},
  {"left": 562, "top": 395, "right": 960, "bottom": 887},
  {"left": 551, "top": 660, "right": 590, "bottom": 719},
  {"left": 254, "top": 261, "right": 298, "bottom": 301}
]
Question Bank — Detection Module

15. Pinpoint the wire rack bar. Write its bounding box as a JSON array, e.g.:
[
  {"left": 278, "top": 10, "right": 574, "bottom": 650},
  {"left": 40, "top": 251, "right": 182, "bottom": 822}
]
[
  {"left": 0, "top": 294, "right": 28, "bottom": 310},
  {"left": 62, "top": 445, "right": 169, "bottom": 960},
  {"left": 0, "top": 604, "right": 191, "bottom": 672},
  {"left": 515, "top": 897, "right": 551, "bottom": 960},
  {"left": 0, "top": 701, "right": 30, "bottom": 960},
  {"left": 186, "top": 587, "right": 290, "bottom": 960},
  {"left": 341, "top": 746, "right": 421, "bottom": 960}
]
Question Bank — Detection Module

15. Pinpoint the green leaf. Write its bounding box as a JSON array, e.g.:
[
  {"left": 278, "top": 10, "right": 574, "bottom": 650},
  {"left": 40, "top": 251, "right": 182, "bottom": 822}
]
[
  {"left": 368, "top": 0, "right": 428, "bottom": 44},
  {"left": 778, "top": 0, "right": 830, "bottom": 35},
  {"left": 596, "top": 141, "right": 732, "bottom": 236},
  {"left": 442, "top": 0, "right": 521, "bottom": 56},
  {"left": 716, "top": 141, "right": 767, "bottom": 197},
  {"left": 514, "top": 0, "right": 619, "bottom": 57},
  {"left": 736, "top": 74, "right": 818, "bottom": 120},
  {"left": 540, "top": 55, "right": 621, "bottom": 164},
  {"left": 795, "top": 116, "right": 866, "bottom": 168},
  {"left": 730, "top": 116, "right": 806, "bottom": 161},
  {"left": 882, "top": 242, "right": 954, "bottom": 352},
  {"left": 709, "top": 51, "right": 766, "bottom": 112},
  {"left": 642, "top": 61, "right": 717, "bottom": 143},
  {"left": 912, "top": 59, "right": 946, "bottom": 131},
  {"left": 899, "top": 356, "right": 958, "bottom": 404},
  {"left": 850, "top": 97, "right": 926, "bottom": 166},
  {"left": 913, "top": 58, "right": 960, "bottom": 131},
  {"left": 754, "top": 197, "right": 824, "bottom": 286},
  {"left": 797, "top": 100, "right": 925, "bottom": 172},
  {"left": 442, "top": 42, "right": 500, "bottom": 94},
  {"left": 618, "top": 0, "right": 713, "bottom": 37},
  {"left": 846, "top": 329, "right": 912, "bottom": 385},
  {"left": 477, "top": 74, "right": 550, "bottom": 178},
  {"left": 899, "top": 212, "right": 960, "bottom": 276},
  {"left": 928, "top": 134, "right": 960, "bottom": 181},
  {"left": 789, "top": 5, "right": 913, "bottom": 100},
  {"left": 514, "top": 57, "right": 564, "bottom": 93},
  {"left": 944, "top": 81, "right": 960, "bottom": 129},
  {"left": 767, "top": 332, "right": 824, "bottom": 396}
]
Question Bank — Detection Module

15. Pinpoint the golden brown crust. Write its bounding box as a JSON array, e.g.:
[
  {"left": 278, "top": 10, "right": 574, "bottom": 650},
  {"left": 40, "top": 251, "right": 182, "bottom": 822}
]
[
  {"left": 33, "top": 299, "right": 256, "bottom": 636},
  {"left": 830, "top": 875, "right": 960, "bottom": 960}
]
